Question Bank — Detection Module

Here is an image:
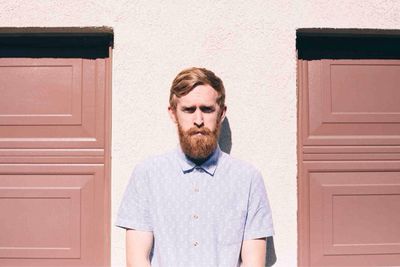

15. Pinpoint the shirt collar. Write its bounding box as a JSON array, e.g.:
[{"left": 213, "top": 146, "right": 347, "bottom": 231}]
[{"left": 176, "top": 144, "right": 221, "bottom": 176}]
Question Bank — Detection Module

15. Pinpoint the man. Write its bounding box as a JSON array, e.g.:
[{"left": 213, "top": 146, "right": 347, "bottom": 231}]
[{"left": 116, "top": 67, "right": 274, "bottom": 267}]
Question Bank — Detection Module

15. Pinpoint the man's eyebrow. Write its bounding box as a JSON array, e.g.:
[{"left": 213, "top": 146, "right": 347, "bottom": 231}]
[
  {"left": 180, "top": 105, "right": 215, "bottom": 110},
  {"left": 180, "top": 105, "right": 196, "bottom": 109},
  {"left": 200, "top": 105, "right": 215, "bottom": 108}
]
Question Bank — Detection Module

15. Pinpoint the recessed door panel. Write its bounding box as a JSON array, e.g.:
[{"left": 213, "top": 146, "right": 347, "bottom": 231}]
[
  {"left": 0, "top": 164, "right": 105, "bottom": 267},
  {"left": 0, "top": 187, "right": 81, "bottom": 259},
  {"left": 303, "top": 60, "right": 400, "bottom": 146},
  {"left": 0, "top": 58, "right": 106, "bottom": 148},
  {"left": 304, "top": 161, "right": 400, "bottom": 266},
  {"left": 0, "top": 59, "right": 82, "bottom": 125}
]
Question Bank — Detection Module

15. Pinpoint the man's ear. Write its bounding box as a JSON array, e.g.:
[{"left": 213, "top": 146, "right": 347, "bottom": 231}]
[
  {"left": 168, "top": 106, "right": 178, "bottom": 124},
  {"left": 219, "top": 105, "right": 227, "bottom": 124}
]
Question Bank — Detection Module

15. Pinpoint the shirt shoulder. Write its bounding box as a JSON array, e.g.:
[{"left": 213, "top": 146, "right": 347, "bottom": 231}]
[
  {"left": 216, "top": 151, "right": 264, "bottom": 189},
  {"left": 219, "top": 151, "right": 260, "bottom": 175},
  {"left": 130, "top": 148, "right": 179, "bottom": 178}
]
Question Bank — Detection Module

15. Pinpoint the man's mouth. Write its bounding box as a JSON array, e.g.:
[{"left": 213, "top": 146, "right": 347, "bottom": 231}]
[
  {"left": 187, "top": 127, "right": 211, "bottom": 136},
  {"left": 192, "top": 131, "right": 207, "bottom": 136}
]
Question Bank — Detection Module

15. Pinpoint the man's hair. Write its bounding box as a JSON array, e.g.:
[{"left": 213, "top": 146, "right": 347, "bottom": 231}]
[{"left": 169, "top": 67, "right": 225, "bottom": 109}]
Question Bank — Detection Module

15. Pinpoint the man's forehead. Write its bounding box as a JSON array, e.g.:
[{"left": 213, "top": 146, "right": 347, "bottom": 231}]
[
  {"left": 175, "top": 84, "right": 219, "bottom": 106},
  {"left": 176, "top": 97, "right": 218, "bottom": 107}
]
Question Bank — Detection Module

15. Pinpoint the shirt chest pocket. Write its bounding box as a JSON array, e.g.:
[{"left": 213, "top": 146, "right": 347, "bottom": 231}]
[{"left": 217, "top": 209, "right": 247, "bottom": 245}]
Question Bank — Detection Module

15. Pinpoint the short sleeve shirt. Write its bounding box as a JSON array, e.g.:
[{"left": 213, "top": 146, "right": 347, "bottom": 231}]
[{"left": 115, "top": 145, "right": 274, "bottom": 267}]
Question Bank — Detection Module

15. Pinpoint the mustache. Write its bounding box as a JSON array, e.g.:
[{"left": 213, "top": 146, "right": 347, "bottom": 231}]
[{"left": 186, "top": 127, "right": 212, "bottom": 136}]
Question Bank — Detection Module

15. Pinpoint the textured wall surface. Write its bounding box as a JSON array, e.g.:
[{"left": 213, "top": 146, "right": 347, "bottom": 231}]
[{"left": 1, "top": 1, "right": 400, "bottom": 266}]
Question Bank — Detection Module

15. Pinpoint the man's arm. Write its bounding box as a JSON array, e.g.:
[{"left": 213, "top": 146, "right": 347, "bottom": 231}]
[
  {"left": 240, "top": 238, "right": 267, "bottom": 267},
  {"left": 126, "top": 229, "right": 154, "bottom": 267}
]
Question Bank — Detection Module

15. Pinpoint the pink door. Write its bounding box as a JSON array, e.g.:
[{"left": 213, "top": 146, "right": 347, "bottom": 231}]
[
  {"left": 0, "top": 31, "right": 112, "bottom": 267},
  {"left": 298, "top": 59, "right": 400, "bottom": 266}
]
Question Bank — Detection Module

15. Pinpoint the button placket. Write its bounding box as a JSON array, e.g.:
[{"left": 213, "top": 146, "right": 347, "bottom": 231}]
[
  {"left": 193, "top": 167, "right": 202, "bottom": 193},
  {"left": 192, "top": 171, "right": 200, "bottom": 221},
  {"left": 191, "top": 168, "right": 203, "bottom": 249}
]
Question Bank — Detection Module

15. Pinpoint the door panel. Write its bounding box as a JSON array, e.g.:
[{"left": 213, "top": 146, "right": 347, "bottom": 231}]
[
  {"left": 304, "top": 161, "right": 400, "bottom": 266},
  {"left": 303, "top": 60, "right": 400, "bottom": 146},
  {"left": 0, "top": 164, "right": 105, "bottom": 266},
  {"left": 0, "top": 59, "right": 83, "bottom": 125},
  {"left": 0, "top": 58, "right": 105, "bottom": 148}
]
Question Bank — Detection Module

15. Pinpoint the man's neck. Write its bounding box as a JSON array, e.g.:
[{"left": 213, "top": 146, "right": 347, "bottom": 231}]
[
  {"left": 186, "top": 152, "right": 213, "bottom": 166},
  {"left": 187, "top": 157, "right": 207, "bottom": 166}
]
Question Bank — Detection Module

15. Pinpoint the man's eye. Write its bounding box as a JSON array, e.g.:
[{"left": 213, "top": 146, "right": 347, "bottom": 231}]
[
  {"left": 200, "top": 107, "right": 214, "bottom": 113},
  {"left": 183, "top": 108, "right": 196, "bottom": 113}
]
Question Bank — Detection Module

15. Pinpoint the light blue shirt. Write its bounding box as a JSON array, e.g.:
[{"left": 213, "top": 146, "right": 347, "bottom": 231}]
[{"left": 116, "top": 145, "right": 274, "bottom": 267}]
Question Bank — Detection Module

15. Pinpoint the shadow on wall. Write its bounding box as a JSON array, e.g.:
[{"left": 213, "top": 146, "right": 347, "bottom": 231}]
[
  {"left": 218, "top": 118, "right": 232, "bottom": 154},
  {"left": 218, "top": 118, "right": 277, "bottom": 267},
  {"left": 266, "top": 237, "right": 277, "bottom": 266}
]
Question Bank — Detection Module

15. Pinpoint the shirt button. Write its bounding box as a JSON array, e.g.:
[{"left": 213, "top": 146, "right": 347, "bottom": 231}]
[
  {"left": 195, "top": 167, "right": 203, "bottom": 172},
  {"left": 193, "top": 241, "right": 199, "bottom": 247}
]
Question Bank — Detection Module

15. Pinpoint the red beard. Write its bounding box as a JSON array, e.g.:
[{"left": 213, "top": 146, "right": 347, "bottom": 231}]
[{"left": 178, "top": 123, "right": 220, "bottom": 160}]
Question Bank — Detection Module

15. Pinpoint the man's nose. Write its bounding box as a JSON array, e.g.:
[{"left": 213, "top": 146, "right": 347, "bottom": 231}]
[{"left": 193, "top": 109, "right": 204, "bottom": 127}]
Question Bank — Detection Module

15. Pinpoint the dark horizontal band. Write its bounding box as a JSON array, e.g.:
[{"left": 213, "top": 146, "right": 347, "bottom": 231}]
[
  {"left": 0, "top": 27, "right": 113, "bottom": 58},
  {"left": 297, "top": 28, "right": 400, "bottom": 60}
]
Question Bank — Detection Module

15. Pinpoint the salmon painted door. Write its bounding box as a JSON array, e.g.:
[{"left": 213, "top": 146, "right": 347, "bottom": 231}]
[
  {"left": 298, "top": 58, "right": 400, "bottom": 266},
  {"left": 0, "top": 30, "right": 112, "bottom": 267}
]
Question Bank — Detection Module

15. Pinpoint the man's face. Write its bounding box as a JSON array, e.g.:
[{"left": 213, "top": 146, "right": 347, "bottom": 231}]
[{"left": 168, "top": 84, "right": 226, "bottom": 159}]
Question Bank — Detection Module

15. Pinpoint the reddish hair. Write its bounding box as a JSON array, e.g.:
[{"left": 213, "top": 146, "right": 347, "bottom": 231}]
[{"left": 169, "top": 67, "right": 225, "bottom": 109}]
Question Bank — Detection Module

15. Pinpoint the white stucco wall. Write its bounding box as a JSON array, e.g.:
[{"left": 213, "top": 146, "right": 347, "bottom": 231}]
[{"left": 2, "top": 1, "right": 400, "bottom": 266}]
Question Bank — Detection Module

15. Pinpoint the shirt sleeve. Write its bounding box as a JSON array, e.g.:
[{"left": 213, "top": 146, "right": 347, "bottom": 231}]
[
  {"left": 243, "top": 170, "right": 274, "bottom": 240},
  {"left": 115, "top": 164, "right": 153, "bottom": 231}
]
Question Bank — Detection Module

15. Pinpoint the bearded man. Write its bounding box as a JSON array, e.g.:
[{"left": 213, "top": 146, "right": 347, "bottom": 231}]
[{"left": 116, "top": 67, "right": 274, "bottom": 267}]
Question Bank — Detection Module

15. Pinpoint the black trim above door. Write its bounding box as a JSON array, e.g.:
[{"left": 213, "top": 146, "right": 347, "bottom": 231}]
[
  {"left": 0, "top": 27, "right": 113, "bottom": 58},
  {"left": 297, "top": 28, "right": 400, "bottom": 60}
]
